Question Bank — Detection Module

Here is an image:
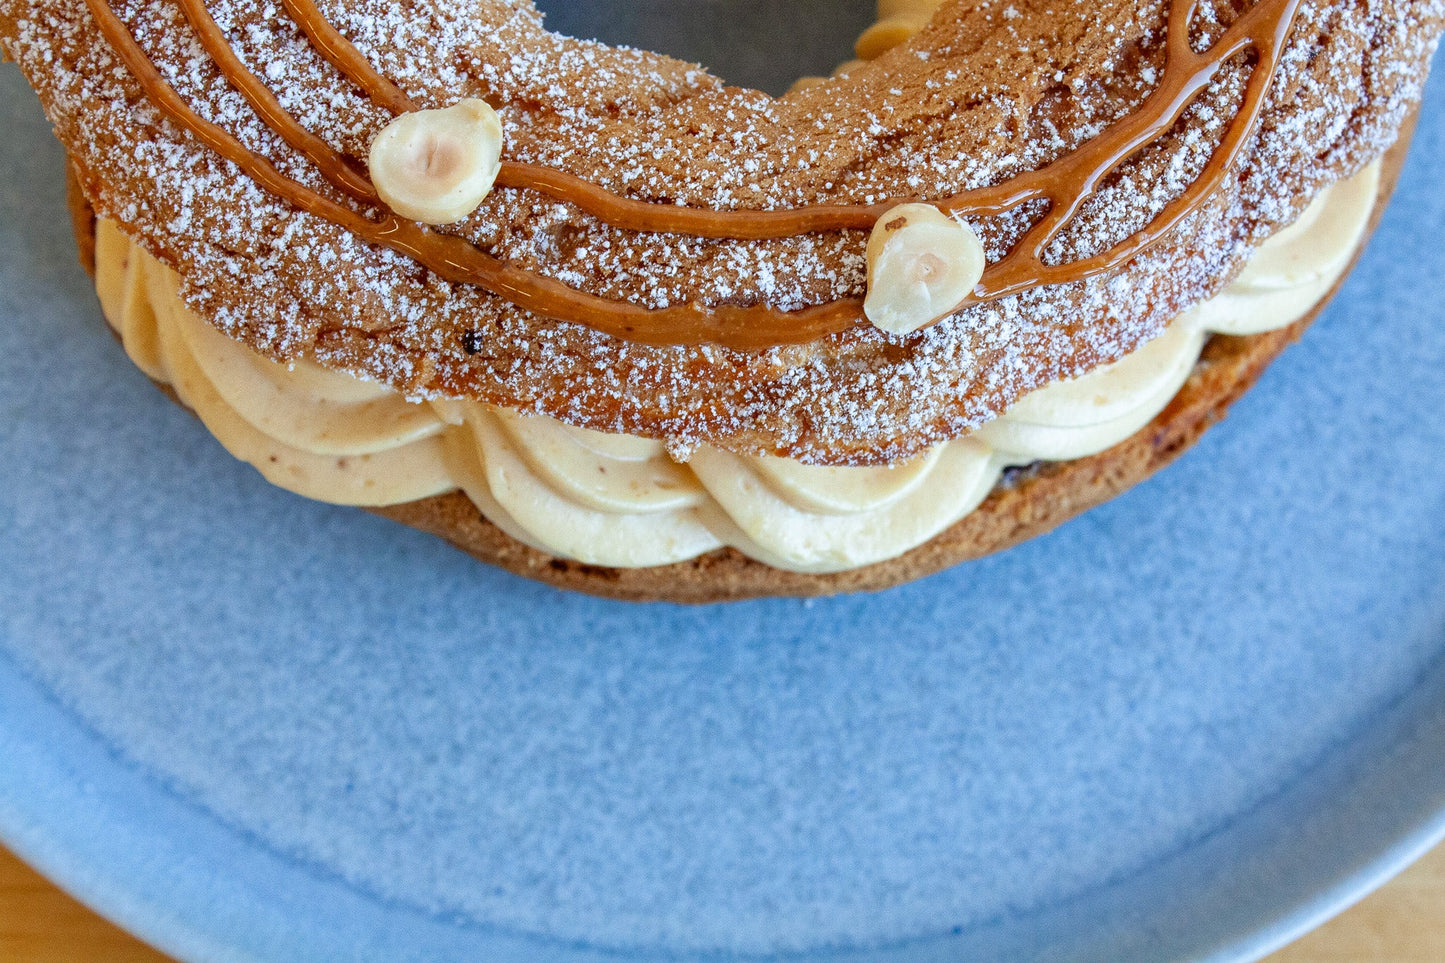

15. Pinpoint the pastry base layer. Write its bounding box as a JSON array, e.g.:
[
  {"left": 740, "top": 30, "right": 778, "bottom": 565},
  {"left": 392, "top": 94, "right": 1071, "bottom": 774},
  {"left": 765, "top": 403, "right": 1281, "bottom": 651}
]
[{"left": 67, "top": 126, "right": 1413, "bottom": 603}]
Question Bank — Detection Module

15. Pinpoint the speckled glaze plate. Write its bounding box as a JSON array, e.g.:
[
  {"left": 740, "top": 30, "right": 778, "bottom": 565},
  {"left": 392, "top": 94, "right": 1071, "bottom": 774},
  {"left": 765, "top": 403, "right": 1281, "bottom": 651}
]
[{"left": 3, "top": 15, "right": 1445, "bottom": 961}]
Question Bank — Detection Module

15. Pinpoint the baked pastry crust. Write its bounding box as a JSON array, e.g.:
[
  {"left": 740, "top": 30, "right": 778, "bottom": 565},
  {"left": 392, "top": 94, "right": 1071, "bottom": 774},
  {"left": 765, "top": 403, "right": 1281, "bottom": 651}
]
[
  {"left": 9, "top": 0, "right": 1443, "bottom": 466},
  {"left": 66, "top": 126, "right": 1413, "bottom": 602}
]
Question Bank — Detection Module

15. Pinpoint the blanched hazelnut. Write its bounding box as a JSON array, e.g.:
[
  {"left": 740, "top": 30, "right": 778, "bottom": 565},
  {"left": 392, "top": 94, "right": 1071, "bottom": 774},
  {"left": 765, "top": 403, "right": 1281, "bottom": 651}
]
[
  {"left": 368, "top": 99, "right": 502, "bottom": 225},
  {"left": 864, "top": 203, "right": 985, "bottom": 335}
]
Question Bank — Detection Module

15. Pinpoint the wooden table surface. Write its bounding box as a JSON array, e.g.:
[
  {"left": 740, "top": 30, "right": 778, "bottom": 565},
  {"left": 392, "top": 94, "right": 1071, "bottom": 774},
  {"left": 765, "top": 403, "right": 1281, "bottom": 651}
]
[{"left": 2, "top": 839, "right": 1443, "bottom": 961}]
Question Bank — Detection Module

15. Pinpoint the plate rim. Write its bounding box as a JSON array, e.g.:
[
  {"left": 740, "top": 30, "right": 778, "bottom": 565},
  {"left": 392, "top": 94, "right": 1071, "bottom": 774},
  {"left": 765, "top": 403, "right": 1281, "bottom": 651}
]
[{"left": 3, "top": 640, "right": 1444, "bottom": 963}]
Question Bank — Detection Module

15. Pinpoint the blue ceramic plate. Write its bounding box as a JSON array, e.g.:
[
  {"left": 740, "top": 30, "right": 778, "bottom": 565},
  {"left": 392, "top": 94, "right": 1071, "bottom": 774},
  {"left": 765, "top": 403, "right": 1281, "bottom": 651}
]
[{"left": 3, "top": 41, "right": 1445, "bottom": 963}]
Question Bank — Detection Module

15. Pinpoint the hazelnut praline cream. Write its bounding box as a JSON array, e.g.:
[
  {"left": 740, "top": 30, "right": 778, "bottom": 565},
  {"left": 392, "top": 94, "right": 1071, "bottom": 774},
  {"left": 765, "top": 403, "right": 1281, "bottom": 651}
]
[{"left": 94, "top": 161, "right": 1380, "bottom": 574}]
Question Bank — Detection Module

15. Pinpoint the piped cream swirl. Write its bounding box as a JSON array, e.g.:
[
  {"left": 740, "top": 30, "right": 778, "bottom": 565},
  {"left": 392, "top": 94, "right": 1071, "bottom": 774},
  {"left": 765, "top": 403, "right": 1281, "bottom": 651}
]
[{"left": 93, "top": 161, "right": 1379, "bottom": 573}]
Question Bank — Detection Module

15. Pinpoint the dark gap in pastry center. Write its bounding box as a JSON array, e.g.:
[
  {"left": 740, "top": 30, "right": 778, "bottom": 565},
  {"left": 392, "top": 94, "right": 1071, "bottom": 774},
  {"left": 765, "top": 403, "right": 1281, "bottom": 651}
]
[{"left": 532, "top": 0, "right": 875, "bottom": 95}]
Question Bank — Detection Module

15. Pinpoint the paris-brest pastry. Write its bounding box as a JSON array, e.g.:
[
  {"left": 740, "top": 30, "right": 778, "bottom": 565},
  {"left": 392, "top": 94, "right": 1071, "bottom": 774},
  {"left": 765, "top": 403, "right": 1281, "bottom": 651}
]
[{"left": 2, "top": 0, "right": 1441, "bottom": 600}]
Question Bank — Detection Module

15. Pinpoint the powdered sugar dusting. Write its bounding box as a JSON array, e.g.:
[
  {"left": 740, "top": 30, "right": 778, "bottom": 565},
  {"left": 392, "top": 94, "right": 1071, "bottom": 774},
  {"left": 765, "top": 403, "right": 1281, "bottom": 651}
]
[{"left": 2, "top": 0, "right": 1441, "bottom": 463}]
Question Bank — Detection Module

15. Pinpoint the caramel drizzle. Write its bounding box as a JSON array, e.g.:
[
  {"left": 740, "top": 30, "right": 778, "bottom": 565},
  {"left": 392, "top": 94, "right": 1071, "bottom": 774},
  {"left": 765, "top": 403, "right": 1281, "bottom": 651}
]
[
  {"left": 968, "top": 0, "right": 1300, "bottom": 302},
  {"left": 84, "top": 0, "right": 859, "bottom": 349},
  {"left": 89, "top": 0, "right": 1301, "bottom": 349},
  {"left": 281, "top": 0, "right": 891, "bottom": 238},
  {"left": 282, "top": 0, "right": 1296, "bottom": 276}
]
